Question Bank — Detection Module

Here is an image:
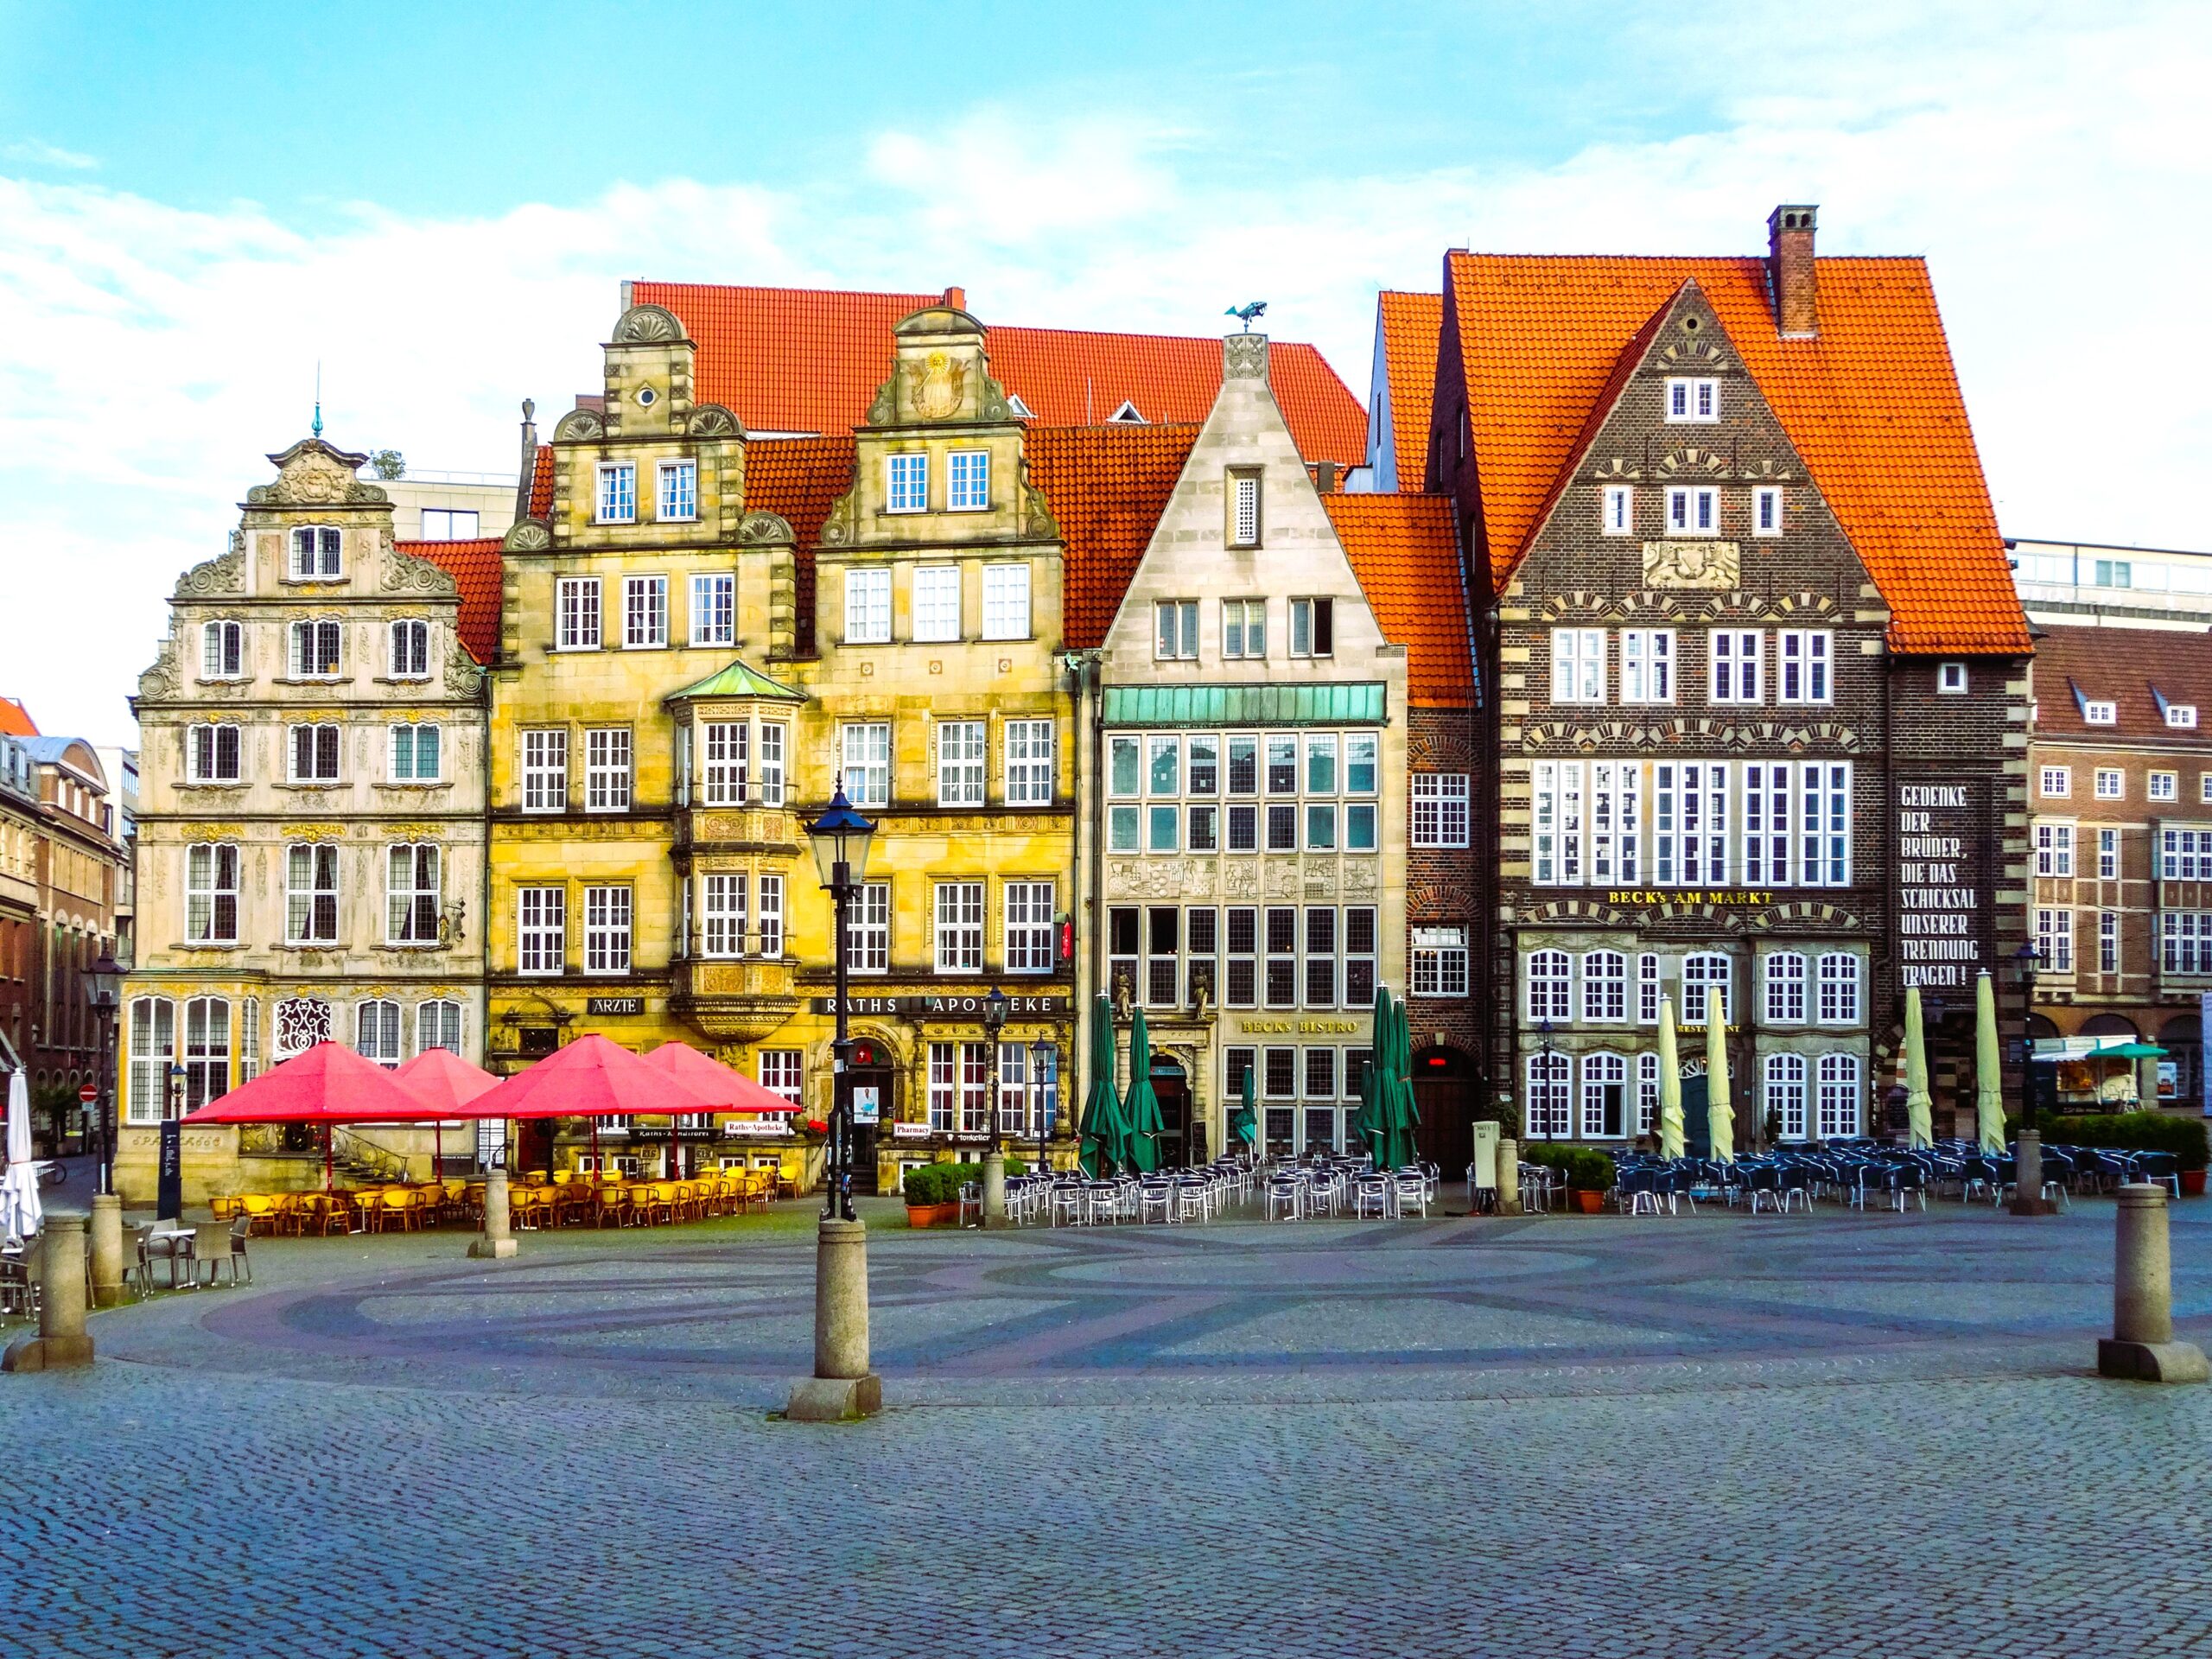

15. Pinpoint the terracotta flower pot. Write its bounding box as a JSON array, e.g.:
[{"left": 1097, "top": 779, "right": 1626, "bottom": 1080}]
[
  {"left": 2183, "top": 1169, "right": 2206, "bottom": 1198},
  {"left": 905, "top": 1202, "right": 959, "bottom": 1229},
  {"left": 1573, "top": 1188, "right": 1605, "bottom": 1214}
]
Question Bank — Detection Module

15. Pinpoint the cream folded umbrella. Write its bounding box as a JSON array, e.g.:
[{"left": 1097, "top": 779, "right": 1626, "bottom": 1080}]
[
  {"left": 1706, "top": 1001, "right": 1734, "bottom": 1164},
  {"left": 1656, "top": 996, "right": 1686, "bottom": 1160},
  {"left": 1974, "top": 969, "right": 2006, "bottom": 1154},
  {"left": 1, "top": 1068, "right": 41, "bottom": 1243},
  {"left": 1903, "top": 986, "right": 1935, "bottom": 1150}
]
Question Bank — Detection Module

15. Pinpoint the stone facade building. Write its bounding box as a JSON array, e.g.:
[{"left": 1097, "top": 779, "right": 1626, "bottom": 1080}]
[
  {"left": 1408, "top": 206, "right": 2035, "bottom": 1148},
  {"left": 121, "top": 438, "right": 489, "bottom": 1202}
]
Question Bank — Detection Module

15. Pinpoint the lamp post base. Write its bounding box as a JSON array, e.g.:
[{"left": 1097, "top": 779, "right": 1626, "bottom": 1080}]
[
  {"left": 2098, "top": 1338, "right": 2209, "bottom": 1383},
  {"left": 982, "top": 1148, "right": 1007, "bottom": 1228}
]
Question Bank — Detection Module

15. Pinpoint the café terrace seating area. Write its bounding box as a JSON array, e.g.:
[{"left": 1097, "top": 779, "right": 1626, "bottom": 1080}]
[{"left": 213, "top": 1166, "right": 788, "bottom": 1236}]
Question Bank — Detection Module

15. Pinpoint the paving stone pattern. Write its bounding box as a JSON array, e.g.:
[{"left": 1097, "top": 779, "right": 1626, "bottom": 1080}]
[{"left": 3, "top": 1198, "right": 2209, "bottom": 1658}]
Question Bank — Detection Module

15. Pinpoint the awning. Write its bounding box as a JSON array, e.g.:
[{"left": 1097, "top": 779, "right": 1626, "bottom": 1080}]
[{"left": 2031, "top": 1038, "right": 2169, "bottom": 1063}]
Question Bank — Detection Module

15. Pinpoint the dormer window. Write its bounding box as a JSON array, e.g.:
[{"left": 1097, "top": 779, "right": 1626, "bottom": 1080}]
[
  {"left": 1665, "top": 378, "right": 1719, "bottom": 423},
  {"left": 1938, "top": 662, "right": 1968, "bottom": 695},
  {"left": 887, "top": 453, "right": 928, "bottom": 514},
  {"left": 1006, "top": 393, "right": 1034, "bottom": 419},
  {"left": 289, "top": 526, "right": 342, "bottom": 580},
  {"left": 2084, "top": 699, "right": 2117, "bottom": 725},
  {"left": 1109, "top": 400, "right": 1146, "bottom": 423},
  {"left": 2168, "top": 704, "right": 2199, "bottom": 729}
]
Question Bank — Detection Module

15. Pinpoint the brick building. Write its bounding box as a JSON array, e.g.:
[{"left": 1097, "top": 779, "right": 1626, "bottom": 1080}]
[
  {"left": 2026, "top": 626, "right": 2212, "bottom": 1109},
  {"left": 1382, "top": 204, "right": 2034, "bottom": 1148}
]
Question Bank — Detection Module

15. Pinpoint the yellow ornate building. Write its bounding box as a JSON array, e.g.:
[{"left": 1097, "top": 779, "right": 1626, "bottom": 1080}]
[{"left": 488, "top": 301, "right": 1075, "bottom": 1190}]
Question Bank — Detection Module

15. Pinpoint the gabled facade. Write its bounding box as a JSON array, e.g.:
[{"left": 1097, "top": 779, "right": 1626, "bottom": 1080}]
[
  {"left": 1078, "top": 334, "right": 1414, "bottom": 1162},
  {"left": 1431, "top": 207, "right": 2033, "bottom": 1150},
  {"left": 488, "top": 302, "right": 1077, "bottom": 1191},
  {"left": 123, "top": 439, "right": 488, "bottom": 1201}
]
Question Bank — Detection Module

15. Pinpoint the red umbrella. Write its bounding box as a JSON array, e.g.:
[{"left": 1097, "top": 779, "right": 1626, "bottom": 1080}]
[
  {"left": 396, "top": 1047, "right": 501, "bottom": 1178},
  {"left": 450, "top": 1035, "right": 718, "bottom": 1184},
  {"left": 645, "top": 1041, "right": 794, "bottom": 1179},
  {"left": 183, "top": 1041, "right": 448, "bottom": 1190}
]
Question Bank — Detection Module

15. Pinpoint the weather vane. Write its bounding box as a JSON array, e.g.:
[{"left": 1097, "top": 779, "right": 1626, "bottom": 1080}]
[{"left": 1224, "top": 302, "right": 1267, "bottom": 333}]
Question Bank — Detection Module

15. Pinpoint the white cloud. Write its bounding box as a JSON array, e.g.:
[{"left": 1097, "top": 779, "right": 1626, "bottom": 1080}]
[
  {"left": 1, "top": 3, "right": 2205, "bottom": 747},
  {"left": 3, "top": 139, "right": 97, "bottom": 170}
]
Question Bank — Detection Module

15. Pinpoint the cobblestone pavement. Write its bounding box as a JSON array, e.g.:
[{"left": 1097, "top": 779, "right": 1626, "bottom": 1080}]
[{"left": 4, "top": 1197, "right": 2209, "bottom": 1657}]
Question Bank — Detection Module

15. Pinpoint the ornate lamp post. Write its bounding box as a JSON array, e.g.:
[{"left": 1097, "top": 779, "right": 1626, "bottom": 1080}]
[
  {"left": 86, "top": 949, "right": 123, "bottom": 1196},
  {"left": 1029, "top": 1036, "right": 1056, "bottom": 1177},
  {"left": 981, "top": 985, "right": 1008, "bottom": 1227},
  {"left": 2007, "top": 942, "right": 2054, "bottom": 1216},
  {"left": 790, "top": 783, "right": 882, "bottom": 1421}
]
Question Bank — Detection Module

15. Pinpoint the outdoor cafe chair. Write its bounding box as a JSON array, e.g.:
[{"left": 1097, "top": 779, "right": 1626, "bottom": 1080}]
[
  {"left": 1084, "top": 1181, "right": 1122, "bottom": 1225},
  {"left": 1267, "top": 1175, "right": 1304, "bottom": 1221},
  {"left": 1393, "top": 1170, "right": 1428, "bottom": 1218},
  {"left": 592, "top": 1185, "right": 630, "bottom": 1228},
  {"left": 1049, "top": 1184, "right": 1084, "bottom": 1227},
  {"left": 1174, "top": 1180, "right": 1210, "bottom": 1224},
  {"left": 1138, "top": 1180, "right": 1173, "bottom": 1224},
  {"left": 1617, "top": 1166, "right": 1664, "bottom": 1216},
  {"left": 2133, "top": 1151, "right": 2182, "bottom": 1199},
  {"left": 1353, "top": 1173, "right": 1390, "bottom": 1219},
  {"left": 1889, "top": 1163, "right": 1929, "bottom": 1213},
  {"left": 1779, "top": 1165, "right": 1815, "bottom": 1213}
]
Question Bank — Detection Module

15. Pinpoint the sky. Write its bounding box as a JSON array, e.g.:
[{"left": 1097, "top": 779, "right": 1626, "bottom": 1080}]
[{"left": 2, "top": 0, "right": 2208, "bottom": 747}]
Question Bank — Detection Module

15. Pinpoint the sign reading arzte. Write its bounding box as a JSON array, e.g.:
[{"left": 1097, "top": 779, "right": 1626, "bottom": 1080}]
[
  {"left": 587, "top": 996, "right": 645, "bottom": 1016},
  {"left": 1897, "top": 782, "right": 1986, "bottom": 988},
  {"left": 813, "top": 994, "right": 1068, "bottom": 1016}
]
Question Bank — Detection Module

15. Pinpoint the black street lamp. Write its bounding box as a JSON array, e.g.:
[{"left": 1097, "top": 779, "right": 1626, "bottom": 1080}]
[
  {"left": 2007, "top": 941, "right": 2052, "bottom": 1217},
  {"left": 806, "top": 783, "right": 876, "bottom": 1223},
  {"left": 981, "top": 985, "right": 1008, "bottom": 1226},
  {"left": 1029, "top": 1036, "right": 1056, "bottom": 1177},
  {"left": 86, "top": 948, "right": 123, "bottom": 1197}
]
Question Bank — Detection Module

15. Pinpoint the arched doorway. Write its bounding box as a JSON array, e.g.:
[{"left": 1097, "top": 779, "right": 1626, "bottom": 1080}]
[
  {"left": 1410, "top": 1046, "right": 1476, "bottom": 1170},
  {"left": 2079, "top": 1013, "right": 2140, "bottom": 1041},
  {"left": 844, "top": 1035, "right": 896, "bottom": 1196},
  {"left": 1150, "top": 1055, "right": 1189, "bottom": 1168}
]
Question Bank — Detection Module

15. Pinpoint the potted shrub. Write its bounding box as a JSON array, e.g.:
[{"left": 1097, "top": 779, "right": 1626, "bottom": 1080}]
[
  {"left": 1567, "top": 1147, "right": 1616, "bottom": 1213},
  {"left": 900, "top": 1163, "right": 960, "bottom": 1228}
]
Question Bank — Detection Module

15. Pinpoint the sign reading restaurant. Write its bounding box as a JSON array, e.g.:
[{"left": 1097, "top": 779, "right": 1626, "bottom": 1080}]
[
  {"left": 1896, "top": 780, "right": 1988, "bottom": 989},
  {"left": 813, "top": 994, "right": 1070, "bottom": 1017}
]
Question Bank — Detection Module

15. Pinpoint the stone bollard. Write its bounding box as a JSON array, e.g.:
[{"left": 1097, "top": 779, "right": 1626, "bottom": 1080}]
[
  {"left": 3, "top": 1212, "right": 94, "bottom": 1372},
  {"left": 981, "top": 1148, "right": 1007, "bottom": 1229},
  {"left": 2098, "top": 1184, "right": 2209, "bottom": 1383},
  {"left": 2008, "top": 1129, "right": 2056, "bottom": 1217},
  {"left": 1497, "top": 1136, "right": 1523, "bottom": 1217},
  {"left": 467, "top": 1167, "right": 518, "bottom": 1259},
  {"left": 786, "top": 1217, "right": 881, "bottom": 1421},
  {"left": 89, "top": 1192, "right": 124, "bottom": 1309}
]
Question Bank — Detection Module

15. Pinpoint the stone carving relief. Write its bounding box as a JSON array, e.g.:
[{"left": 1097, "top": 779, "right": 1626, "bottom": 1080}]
[
  {"left": 553, "top": 408, "right": 603, "bottom": 442},
  {"left": 1343, "top": 860, "right": 1379, "bottom": 894},
  {"left": 1224, "top": 334, "right": 1269, "bottom": 380},
  {"left": 504, "top": 519, "right": 551, "bottom": 552},
  {"left": 907, "top": 351, "right": 969, "bottom": 421},
  {"left": 248, "top": 440, "right": 387, "bottom": 506},
  {"left": 380, "top": 546, "right": 459, "bottom": 595},
  {"left": 137, "top": 638, "right": 181, "bottom": 702},
  {"left": 688, "top": 404, "right": 742, "bottom": 437},
  {"left": 442, "top": 652, "right": 482, "bottom": 695},
  {"left": 1642, "top": 539, "right": 1739, "bottom": 589},
  {"left": 1179, "top": 861, "right": 1218, "bottom": 898},
  {"left": 1267, "top": 862, "right": 1300, "bottom": 899},
  {"left": 1223, "top": 861, "right": 1258, "bottom": 899},
  {"left": 1304, "top": 859, "right": 1338, "bottom": 896},
  {"left": 738, "top": 511, "right": 793, "bottom": 544},
  {"left": 613, "top": 303, "right": 684, "bottom": 344},
  {"left": 175, "top": 547, "right": 245, "bottom": 598}
]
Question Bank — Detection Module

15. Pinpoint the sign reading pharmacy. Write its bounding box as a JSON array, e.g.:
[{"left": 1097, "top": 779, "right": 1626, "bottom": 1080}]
[
  {"left": 1895, "top": 780, "right": 1989, "bottom": 989},
  {"left": 814, "top": 994, "right": 1069, "bottom": 1017}
]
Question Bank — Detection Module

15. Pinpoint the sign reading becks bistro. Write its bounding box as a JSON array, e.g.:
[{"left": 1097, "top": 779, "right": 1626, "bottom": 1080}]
[{"left": 1896, "top": 781, "right": 1988, "bottom": 988}]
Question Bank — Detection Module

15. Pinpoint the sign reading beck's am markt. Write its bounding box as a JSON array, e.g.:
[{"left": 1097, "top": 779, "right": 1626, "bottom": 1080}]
[{"left": 1897, "top": 781, "right": 1987, "bottom": 988}]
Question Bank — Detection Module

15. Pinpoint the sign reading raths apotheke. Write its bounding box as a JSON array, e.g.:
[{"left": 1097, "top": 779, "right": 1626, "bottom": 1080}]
[
  {"left": 813, "top": 994, "right": 1070, "bottom": 1017},
  {"left": 1896, "top": 780, "right": 1990, "bottom": 989}
]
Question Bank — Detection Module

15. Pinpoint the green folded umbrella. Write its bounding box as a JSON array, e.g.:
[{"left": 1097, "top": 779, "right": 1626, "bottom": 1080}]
[
  {"left": 1380, "top": 994, "right": 1422, "bottom": 1171},
  {"left": 1078, "top": 995, "right": 1122, "bottom": 1178},
  {"left": 1228, "top": 1063, "right": 1258, "bottom": 1147},
  {"left": 1357, "top": 982, "right": 1390, "bottom": 1164},
  {"left": 1124, "top": 1007, "right": 1164, "bottom": 1173}
]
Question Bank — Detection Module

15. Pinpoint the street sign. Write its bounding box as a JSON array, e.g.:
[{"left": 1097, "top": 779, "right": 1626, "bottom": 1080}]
[{"left": 78, "top": 1084, "right": 98, "bottom": 1104}]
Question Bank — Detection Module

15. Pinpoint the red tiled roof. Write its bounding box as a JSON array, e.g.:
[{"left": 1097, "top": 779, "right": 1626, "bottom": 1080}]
[
  {"left": 1446, "top": 251, "right": 2032, "bottom": 655},
  {"left": 630, "top": 282, "right": 1367, "bottom": 469},
  {"left": 742, "top": 434, "right": 859, "bottom": 657},
  {"left": 527, "top": 444, "right": 554, "bottom": 518},
  {"left": 1321, "top": 493, "right": 1472, "bottom": 706},
  {"left": 1376, "top": 290, "right": 1441, "bottom": 488},
  {"left": 1025, "top": 423, "right": 1204, "bottom": 649},
  {"left": 0, "top": 697, "right": 37, "bottom": 738},
  {"left": 2031, "top": 626, "right": 2212, "bottom": 744},
  {"left": 399, "top": 539, "right": 503, "bottom": 664}
]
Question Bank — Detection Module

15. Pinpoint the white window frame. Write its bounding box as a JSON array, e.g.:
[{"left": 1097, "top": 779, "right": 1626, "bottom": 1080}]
[
  {"left": 1710, "top": 630, "right": 1763, "bottom": 704},
  {"left": 886, "top": 453, "right": 929, "bottom": 513},
  {"left": 843, "top": 569, "right": 892, "bottom": 644},
  {"left": 847, "top": 881, "right": 890, "bottom": 974},
  {"left": 356, "top": 999, "right": 402, "bottom": 1069},
  {"left": 416, "top": 999, "right": 463, "bottom": 1057},
  {"left": 388, "top": 723, "right": 441, "bottom": 784},
  {"left": 2098, "top": 826, "right": 2120, "bottom": 880},
  {"left": 2035, "top": 906, "right": 2075, "bottom": 974},
  {"left": 1681, "top": 953, "right": 1731, "bottom": 1026},
  {"left": 1532, "top": 760, "right": 1584, "bottom": 887},
  {"left": 584, "top": 728, "right": 632, "bottom": 812},
  {"left": 1551, "top": 628, "right": 1605, "bottom": 703},
  {"left": 1621, "top": 630, "right": 1674, "bottom": 704},
  {"left": 1937, "top": 661, "right": 1968, "bottom": 695},
  {"left": 1601, "top": 484, "right": 1633, "bottom": 536},
  {"left": 388, "top": 618, "right": 429, "bottom": 680},
  {"left": 841, "top": 722, "right": 891, "bottom": 808},
  {"left": 1230, "top": 472, "right": 1262, "bottom": 548},
  {"left": 759, "top": 1052, "right": 803, "bottom": 1108},
  {"left": 200, "top": 619, "right": 245, "bottom": 681},
  {"left": 1816, "top": 1054, "right": 1862, "bottom": 1140},
  {"left": 1581, "top": 950, "right": 1627, "bottom": 1023},
  {"left": 701, "top": 872, "right": 747, "bottom": 958},
  {"left": 284, "top": 843, "right": 340, "bottom": 945},
  {"left": 690, "top": 573, "right": 735, "bottom": 646},
  {"left": 701, "top": 721, "right": 749, "bottom": 806},
  {"left": 658, "top": 458, "right": 697, "bottom": 523},
  {"left": 185, "top": 842, "right": 240, "bottom": 945},
  {"left": 1816, "top": 953, "right": 1861, "bottom": 1026},
  {"left": 2168, "top": 704, "right": 2199, "bottom": 730},
  {"left": 517, "top": 887, "right": 565, "bottom": 976},
  {"left": 1155, "top": 601, "right": 1198, "bottom": 660},
  {"left": 1222, "top": 599, "right": 1267, "bottom": 659},
  {"left": 2094, "top": 768, "right": 2124, "bottom": 801},
  {"left": 2035, "top": 821, "right": 2075, "bottom": 878},
  {"left": 1525, "top": 949, "right": 1570, "bottom": 1022},
  {"left": 2100, "top": 910, "right": 2120, "bottom": 974},
  {"left": 1591, "top": 760, "right": 1641, "bottom": 886},
  {"left": 595, "top": 462, "right": 636, "bottom": 524},
  {"left": 947, "top": 449, "right": 990, "bottom": 512},
  {"left": 1764, "top": 951, "right": 1808, "bottom": 1026},
  {"left": 1005, "top": 719, "right": 1054, "bottom": 806},
  {"left": 1752, "top": 486, "right": 1783, "bottom": 538},
  {"left": 288, "top": 525, "right": 343, "bottom": 581},
  {"left": 934, "top": 880, "right": 984, "bottom": 973},
  {"left": 287, "top": 723, "right": 341, "bottom": 785},
  {"left": 556, "top": 578, "right": 601, "bottom": 651},
  {"left": 936, "top": 720, "right": 987, "bottom": 806},
  {"left": 187, "top": 723, "right": 242, "bottom": 784},
  {"left": 1289, "top": 597, "right": 1333, "bottom": 658},
  {"left": 912, "top": 565, "right": 962, "bottom": 643},
  {"left": 2083, "top": 700, "right": 2117, "bottom": 726},
  {"left": 289, "top": 619, "right": 342, "bottom": 679},
  {"left": 1664, "top": 377, "right": 1719, "bottom": 423},
  {"left": 1766, "top": 1053, "right": 1808, "bottom": 1141},
  {"left": 1777, "top": 630, "right": 1832, "bottom": 705},
  {"left": 1005, "top": 880, "right": 1055, "bottom": 975},
  {"left": 1412, "top": 773, "right": 1471, "bottom": 849},
  {"left": 583, "top": 885, "right": 632, "bottom": 976},
  {"left": 981, "top": 563, "right": 1030, "bottom": 640},
  {"left": 622, "top": 575, "right": 668, "bottom": 649},
  {"left": 757, "top": 874, "right": 784, "bottom": 957},
  {"left": 521, "top": 729, "right": 567, "bottom": 813},
  {"left": 1411, "top": 927, "right": 1468, "bottom": 999},
  {"left": 385, "top": 842, "right": 441, "bottom": 945},
  {"left": 2039, "top": 766, "right": 2070, "bottom": 798},
  {"left": 1665, "top": 486, "right": 1719, "bottom": 536},
  {"left": 2152, "top": 772, "right": 2179, "bottom": 803}
]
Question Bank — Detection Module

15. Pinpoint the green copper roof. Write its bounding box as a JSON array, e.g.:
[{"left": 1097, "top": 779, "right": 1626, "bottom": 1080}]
[
  {"left": 665, "top": 658, "right": 808, "bottom": 704},
  {"left": 1102, "top": 682, "right": 1386, "bottom": 728}
]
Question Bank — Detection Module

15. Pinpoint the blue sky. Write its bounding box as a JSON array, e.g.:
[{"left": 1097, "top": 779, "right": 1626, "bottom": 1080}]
[{"left": 2, "top": 1, "right": 2208, "bottom": 743}]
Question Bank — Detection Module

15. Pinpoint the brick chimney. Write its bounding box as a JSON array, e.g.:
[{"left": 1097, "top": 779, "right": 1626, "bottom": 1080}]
[
  {"left": 943, "top": 285, "right": 966, "bottom": 311},
  {"left": 1767, "top": 204, "right": 1819, "bottom": 338}
]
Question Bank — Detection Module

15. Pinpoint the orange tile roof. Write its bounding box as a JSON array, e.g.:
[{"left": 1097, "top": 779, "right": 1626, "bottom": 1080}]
[
  {"left": 1321, "top": 493, "right": 1472, "bottom": 706},
  {"left": 742, "top": 434, "right": 859, "bottom": 656},
  {"left": 1024, "top": 423, "right": 1204, "bottom": 649},
  {"left": 527, "top": 443, "right": 554, "bottom": 518},
  {"left": 1376, "top": 290, "right": 1441, "bottom": 488},
  {"left": 1446, "top": 251, "right": 2031, "bottom": 655},
  {"left": 0, "top": 696, "right": 37, "bottom": 738},
  {"left": 398, "top": 539, "right": 503, "bottom": 664},
  {"left": 630, "top": 282, "right": 1367, "bottom": 469},
  {"left": 2031, "top": 626, "right": 2212, "bottom": 744}
]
